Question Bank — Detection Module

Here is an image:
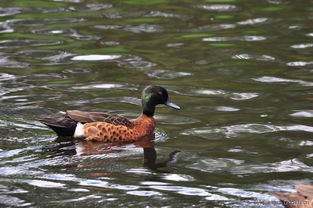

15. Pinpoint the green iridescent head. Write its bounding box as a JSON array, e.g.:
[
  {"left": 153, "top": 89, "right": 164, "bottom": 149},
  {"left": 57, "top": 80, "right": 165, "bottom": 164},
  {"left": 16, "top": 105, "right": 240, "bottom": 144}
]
[{"left": 141, "top": 86, "right": 180, "bottom": 117}]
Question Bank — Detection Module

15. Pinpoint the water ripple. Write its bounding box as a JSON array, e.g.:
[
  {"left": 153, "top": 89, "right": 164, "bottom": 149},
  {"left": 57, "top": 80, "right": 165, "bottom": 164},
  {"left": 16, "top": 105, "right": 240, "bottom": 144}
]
[
  {"left": 93, "top": 25, "right": 122, "bottom": 30},
  {"left": 188, "top": 158, "right": 245, "bottom": 173},
  {"left": 0, "top": 53, "right": 29, "bottom": 68},
  {"left": 53, "top": 0, "right": 84, "bottom": 2},
  {"left": 233, "top": 159, "right": 313, "bottom": 174},
  {"left": 192, "top": 23, "right": 236, "bottom": 32},
  {"left": 306, "top": 33, "right": 313, "bottom": 37},
  {"left": 218, "top": 187, "right": 273, "bottom": 200},
  {"left": 71, "top": 54, "right": 121, "bottom": 61},
  {"left": 23, "top": 179, "right": 66, "bottom": 188},
  {"left": 291, "top": 43, "right": 313, "bottom": 49},
  {"left": 195, "top": 4, "right": 238, "bottom": 12},
  {"left": 127, "top": 190, "right": 162, "bottom": 196},
  {"left": 195, "top": 89, "right": 225, "bottom": 96},
  {"left": 63, "top": 96, "right": 140, "bottom": 106},
  {"left": 145, "top": 69, "right": 192, "bottom": 79},
  {"left": 72, "top": 83, "right": 125, "bottom": 90},
  {"left": 0, "top": 188, "right": 31, "bottom": 207},
  {"left": 17, "top": 50, "right": 72, "bottom": 65},
  {"left": 0, "top": 149, "right": 21, "bottom": 159},
  {"left": 194, "top": 89, "right": 258, "bottom": 100},
  {"left": 150, "top": 185, "right": 211, "bottom": 196},
  {"left": 40, "top": 173, "right": 78, "bottom": 182},
  {"left": 216, "top": 106, "right": 240, "bottom": 112},
  {"left": 33, "top": 27, "right": 100, "bottom": 40},
  {"left": 145, "top": 11, "right": 188, "bottom": 20},
  {"left": 79, "top": 179, "right": 109, "bottom": 188},
  {"left": 290, "top": 110, "right": 313, "bottom": 118},
  {"left": 117, "top": 54, "right": 156, "bottom": 69},
  {"left": 202, "top": 35, "right": 266, "bottom": 42},
  {"left": 0, "top": 7, "right": 23, "bottom": 17},
  {"left": 94, "top": 24, "right": 162, "bottom": 33},
  {"left": 51, "top": 194, "right": 102, "bottom": 204},
  {"left": 253, "top": 76, "right": 313, "bottom": 86},
  {"left": 125, "top": 24, "right": 162, "bottom": 33},
  {"left": 0, "top": 39, "right": 62, "bottom": 49},
  {"left": 181, "top": 124, "right": 313, "bottom": 139},
  {"left": 162, "top": 173, "right": 195, "bottom": 182},
  {"left": 156, "top": 114, "right": 200, "bottom": 125},
  {"left": 232, "top": 54, "right": 275, "bottom": 61},
  {"left": 6, "top": 18, "right": 85, "bottom": 28},
  {"left": 111, "top": 184, "right": 139, "bottom": 191},
  {"left": 287, "top": 61, "right": 313, "bottom": 67},
  {"left": 237, "top": 17, "right": 268, "bottom": 25},
  {"left": 0, "top": 22, "right": 14, "bottom": 33},
  {"left": 230, "top": 93, "right": 259, "bottom": 100},
  {"left": 104, "top": 11, "right": 145, "bottom": 19},
  {"left": 79, "top": 180, "right": 140, "bottom": 191},
  {"left": 83, "top": 3, "right": 113, "bottom": 11},
  {"left": 42, "top": 51, "right": 74, "bottom": 63},
  {"left": 190, "top": 157, "right": 313, "bottom": 175},
  {"left": 0, "top": 73, "right": 16, "bottom": 81}
]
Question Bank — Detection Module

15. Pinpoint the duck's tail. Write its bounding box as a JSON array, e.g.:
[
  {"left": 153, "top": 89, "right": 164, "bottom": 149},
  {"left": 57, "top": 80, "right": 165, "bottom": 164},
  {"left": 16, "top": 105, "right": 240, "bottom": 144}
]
[{"left": 38, "top": 117, "right": 77, "bottom": 137}]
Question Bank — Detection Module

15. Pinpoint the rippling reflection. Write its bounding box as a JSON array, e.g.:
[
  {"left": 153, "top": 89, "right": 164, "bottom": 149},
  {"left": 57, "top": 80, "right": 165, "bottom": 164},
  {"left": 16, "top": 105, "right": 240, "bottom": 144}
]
[
  {"left": 72, "top": 134, "right": 180, "bottom": 173},
  {"left": 0, "top": 134, "right": 185, "bottom": 205}
]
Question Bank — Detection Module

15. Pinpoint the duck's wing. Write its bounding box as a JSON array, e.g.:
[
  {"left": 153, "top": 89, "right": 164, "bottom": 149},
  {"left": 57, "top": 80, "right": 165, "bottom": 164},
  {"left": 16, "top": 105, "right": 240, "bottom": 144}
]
[{"left": 65, "top": 110, "right": 134, "bottom": 128}]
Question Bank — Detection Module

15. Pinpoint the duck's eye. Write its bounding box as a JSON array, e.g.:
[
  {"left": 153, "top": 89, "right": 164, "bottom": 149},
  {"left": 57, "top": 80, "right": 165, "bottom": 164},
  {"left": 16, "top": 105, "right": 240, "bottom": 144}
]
[{"left": 157, "top": 91, "right": 163, "bottom": 96}]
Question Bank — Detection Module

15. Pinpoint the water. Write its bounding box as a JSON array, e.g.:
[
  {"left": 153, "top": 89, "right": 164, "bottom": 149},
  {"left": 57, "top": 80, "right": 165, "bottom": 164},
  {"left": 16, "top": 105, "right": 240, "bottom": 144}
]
[{"left": 0, "top": 0, "right": 313, "bottom": 207}]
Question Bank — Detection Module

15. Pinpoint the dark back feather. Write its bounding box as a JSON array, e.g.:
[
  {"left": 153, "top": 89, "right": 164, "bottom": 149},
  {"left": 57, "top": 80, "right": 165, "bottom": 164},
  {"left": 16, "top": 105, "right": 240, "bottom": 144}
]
[
  {"left": 65, "top": 110, "right": 134, "bottom": 128},
  {"left": 38, "top": 117, "right": 77, "bottom": 136}
]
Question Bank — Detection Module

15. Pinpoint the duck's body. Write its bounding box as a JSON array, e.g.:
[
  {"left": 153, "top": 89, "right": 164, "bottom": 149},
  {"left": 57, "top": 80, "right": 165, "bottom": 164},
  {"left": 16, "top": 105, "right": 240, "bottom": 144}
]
[
  {"left": 74, "top": 113, "right": 155, "bottom": 142},
  {"left": 39, "top": 86, "right": 180, "bottom": 142}
]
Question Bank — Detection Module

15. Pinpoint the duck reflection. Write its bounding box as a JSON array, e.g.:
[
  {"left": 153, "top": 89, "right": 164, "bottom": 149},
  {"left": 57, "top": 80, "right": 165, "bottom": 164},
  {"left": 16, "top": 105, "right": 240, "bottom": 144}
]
[{"left": 55, "top": 134, "right": 180, "bottom": 172}]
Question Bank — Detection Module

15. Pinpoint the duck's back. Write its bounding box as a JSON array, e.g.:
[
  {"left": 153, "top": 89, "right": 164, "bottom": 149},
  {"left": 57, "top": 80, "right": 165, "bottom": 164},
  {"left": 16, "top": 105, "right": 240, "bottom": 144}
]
[{"left": 66, "top": 110, "right": 134, "bottom": 128}]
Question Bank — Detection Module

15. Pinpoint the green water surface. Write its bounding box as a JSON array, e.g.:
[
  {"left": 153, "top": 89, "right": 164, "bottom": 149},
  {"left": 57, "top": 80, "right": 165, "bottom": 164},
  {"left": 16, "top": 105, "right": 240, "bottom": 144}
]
[{"left": 0, "top": 0, "right": 313, "bottom": 207}]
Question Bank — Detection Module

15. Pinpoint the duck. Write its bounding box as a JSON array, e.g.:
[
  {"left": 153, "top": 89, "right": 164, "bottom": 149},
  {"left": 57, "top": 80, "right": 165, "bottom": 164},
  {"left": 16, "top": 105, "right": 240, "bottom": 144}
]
[{"left": 39, "top": 86, "right": 180, "bottom": 142}]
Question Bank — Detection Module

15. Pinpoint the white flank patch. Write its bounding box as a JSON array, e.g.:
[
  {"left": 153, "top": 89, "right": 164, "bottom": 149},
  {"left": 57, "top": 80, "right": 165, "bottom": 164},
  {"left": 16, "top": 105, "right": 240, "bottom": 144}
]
[{"left": 74, "top": 123, "right": 85, "bottom": 138}]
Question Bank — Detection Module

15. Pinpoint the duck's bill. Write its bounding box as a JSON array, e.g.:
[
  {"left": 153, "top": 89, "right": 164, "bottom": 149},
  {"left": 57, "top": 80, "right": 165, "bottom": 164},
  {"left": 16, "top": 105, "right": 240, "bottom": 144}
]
[{"left": 165, "top": 100, "right": 181, "bottom": 110}]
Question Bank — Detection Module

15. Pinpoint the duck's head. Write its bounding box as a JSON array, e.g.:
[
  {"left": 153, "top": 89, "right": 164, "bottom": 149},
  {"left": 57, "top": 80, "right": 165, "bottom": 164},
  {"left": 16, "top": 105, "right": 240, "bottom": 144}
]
[{"left": 141, "top": 86, "right": 180, "bottom": 117}]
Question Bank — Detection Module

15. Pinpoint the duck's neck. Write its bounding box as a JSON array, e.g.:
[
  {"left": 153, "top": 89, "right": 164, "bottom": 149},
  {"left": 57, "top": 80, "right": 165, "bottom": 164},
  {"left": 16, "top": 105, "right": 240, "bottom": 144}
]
[
  {"left": 142, "top": 103, "right": 155, "bottom": 117},
  {"left": 132, "top": 113, "right": 156, "bottom": 136}
]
